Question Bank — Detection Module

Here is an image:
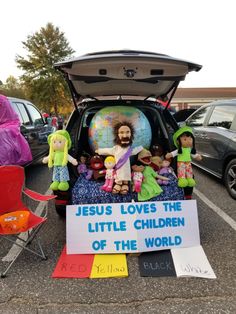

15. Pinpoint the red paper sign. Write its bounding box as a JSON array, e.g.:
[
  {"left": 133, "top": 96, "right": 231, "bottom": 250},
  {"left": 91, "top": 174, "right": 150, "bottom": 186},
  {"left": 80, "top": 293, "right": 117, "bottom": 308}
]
[{"left": 52, "top": 246, "right": 94, "bottom": 278}]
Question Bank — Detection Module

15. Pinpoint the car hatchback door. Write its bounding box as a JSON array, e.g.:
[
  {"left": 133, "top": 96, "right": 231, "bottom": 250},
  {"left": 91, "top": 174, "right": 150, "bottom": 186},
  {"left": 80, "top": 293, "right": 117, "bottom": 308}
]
[{"left": 55, "top": 50, "right": 202, "bottom": 105}]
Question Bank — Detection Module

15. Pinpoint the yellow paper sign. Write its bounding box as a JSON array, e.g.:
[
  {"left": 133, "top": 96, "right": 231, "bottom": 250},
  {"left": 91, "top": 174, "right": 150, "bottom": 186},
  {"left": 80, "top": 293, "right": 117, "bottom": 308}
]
[{"left": 90, "top": 254, "right": 128, "bottom": 278}]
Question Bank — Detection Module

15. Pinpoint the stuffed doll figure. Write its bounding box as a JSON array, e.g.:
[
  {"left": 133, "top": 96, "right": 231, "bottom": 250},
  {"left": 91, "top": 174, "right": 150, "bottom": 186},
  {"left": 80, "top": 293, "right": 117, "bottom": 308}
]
[
  {"left": 166, "top": 126, "right": 202, "bottom": 188},
  {"left": 137, "top": 149, "right": 164, "bottom": 201},
  {"left": 89, "top": 155, "right": 105, "bottom": 180},
  {"left": 77, "top": 154, "right": 93, "bottom": 180},
  {"left": 138, "top": 165, "right": 163, "bottom": 201},
  {"left": 131, "top": 164, "right": 145, "bottom": 193},
  {"left": 157, "top": 159, "right": 174, "bottom": 185},
  {"left": 43, "top": 130, "right": 78, "bottom": 191},
  {"left": 96, "top": 121, "right": 143, "bottom": 195},
  {"left": 99, "top": 156, "right": 116, "bottom": 192}
]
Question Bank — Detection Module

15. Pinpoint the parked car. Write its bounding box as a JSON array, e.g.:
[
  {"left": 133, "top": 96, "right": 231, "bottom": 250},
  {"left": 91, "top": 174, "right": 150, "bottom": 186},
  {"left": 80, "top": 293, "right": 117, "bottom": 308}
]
[
  {"left": 7, "top": 97, "right": 54, "bottom": 165},
  {"left": 185, "top": 99, "right": 236, "bottom": 199},
  {"left": 53, "top": 49, "right": 202, "bottom": 216},
  {"left": 173, "top": 108, "right": 197, "bottom": 123}
]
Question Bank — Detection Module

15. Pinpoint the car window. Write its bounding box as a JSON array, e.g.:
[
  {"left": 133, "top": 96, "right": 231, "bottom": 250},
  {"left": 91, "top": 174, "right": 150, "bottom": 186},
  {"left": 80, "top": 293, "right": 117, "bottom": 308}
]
[
  {"left": 10, "top": 102, "right": 24, "bottom": 124},
  {"left": 207, "top": 105, "right": 236, "bottom": 130},
  {"left": 25, "top": 103, "right": 44, "bottom": 126},
  {"left": 14, "top": 102, "right": 31, "bottom": 126},
  {"left": 186, "top": 106, "right": 210, "bottom": 127}
]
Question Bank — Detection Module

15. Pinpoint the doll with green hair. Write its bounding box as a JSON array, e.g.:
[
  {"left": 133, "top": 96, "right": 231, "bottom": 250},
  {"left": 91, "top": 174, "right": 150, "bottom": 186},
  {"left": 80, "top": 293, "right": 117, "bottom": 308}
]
[{"left": 42, "top": 130, "right": 78, "bottom": 191}]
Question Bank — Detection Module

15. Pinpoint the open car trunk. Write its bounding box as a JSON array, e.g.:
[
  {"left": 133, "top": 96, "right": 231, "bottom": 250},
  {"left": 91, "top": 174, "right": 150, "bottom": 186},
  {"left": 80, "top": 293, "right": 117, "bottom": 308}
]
[
  {"left": 53, "top": 50, "right": 202, "bottom": 217},
  {"left": 55, "top": 50, "right": 202, "bottom": 109}
]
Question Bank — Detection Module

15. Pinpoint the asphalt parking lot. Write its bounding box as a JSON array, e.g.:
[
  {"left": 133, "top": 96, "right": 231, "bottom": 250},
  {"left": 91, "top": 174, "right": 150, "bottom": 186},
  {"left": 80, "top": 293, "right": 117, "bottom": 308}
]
[{"left": 0, "top": 165, "right": 236, "bottom": 313}]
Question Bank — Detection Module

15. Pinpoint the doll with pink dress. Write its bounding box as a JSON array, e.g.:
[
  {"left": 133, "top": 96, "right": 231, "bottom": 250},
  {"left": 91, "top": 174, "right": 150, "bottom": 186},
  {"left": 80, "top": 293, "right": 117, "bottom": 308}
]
[
  {"left": 131, "top": 164, "right": 145, "bottom": 193},
  {"left": 99, "top": 156, "right": 116, "bottom": 192},
  {"left": 157, "top": 159, "right": 175, "bottom": 185}
]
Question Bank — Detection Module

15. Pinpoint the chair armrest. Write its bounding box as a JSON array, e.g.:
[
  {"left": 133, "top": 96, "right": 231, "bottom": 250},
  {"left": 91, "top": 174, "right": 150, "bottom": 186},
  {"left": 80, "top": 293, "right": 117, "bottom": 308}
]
[{"left": 23, "top": 188, "right": 57, "bottom": 202}]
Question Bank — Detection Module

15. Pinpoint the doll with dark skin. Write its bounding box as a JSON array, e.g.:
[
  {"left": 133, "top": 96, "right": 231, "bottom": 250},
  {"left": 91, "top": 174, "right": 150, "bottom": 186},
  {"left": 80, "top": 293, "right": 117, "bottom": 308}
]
[
  {"left": 150, "top": 144, "right": 164, "bottom": 159},
  {"left": 77, "top": 153, "right": 93, "bottom": 180},
  {"left": 131, "top": 163, "right": 145, "bottom": 193},
  {"left": 166, "top": 126, "right": 202, "bottom": 188},
  {"left": 89, "top": 155, "right": 105, "bottom": 180}
]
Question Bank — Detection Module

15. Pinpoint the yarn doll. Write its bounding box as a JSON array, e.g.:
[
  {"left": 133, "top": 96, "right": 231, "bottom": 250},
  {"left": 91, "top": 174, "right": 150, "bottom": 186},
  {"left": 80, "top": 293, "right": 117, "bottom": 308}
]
[
  {"left": 165, "top": 126, "right": 202, "bottom": 188},
  {"left": 157, "top": 159, "right": 174, "bottom": 185},
  {"left": 42, "top": 130, "right": 78, "bottom": 191},
  {"left": 131, "top": 164, "right": 145, "bottom": 193},
  {"left": 99, "top": 156, "right": 116, "bottom": 192},
  {"left": 77, "top": 153, "right": 93, "bottom": 180}
]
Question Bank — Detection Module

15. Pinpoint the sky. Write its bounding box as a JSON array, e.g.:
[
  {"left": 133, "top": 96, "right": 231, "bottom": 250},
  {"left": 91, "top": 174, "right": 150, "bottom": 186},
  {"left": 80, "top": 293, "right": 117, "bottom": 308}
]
[{"left": 1, "top": 0, "right": 236, "bottom": 88}]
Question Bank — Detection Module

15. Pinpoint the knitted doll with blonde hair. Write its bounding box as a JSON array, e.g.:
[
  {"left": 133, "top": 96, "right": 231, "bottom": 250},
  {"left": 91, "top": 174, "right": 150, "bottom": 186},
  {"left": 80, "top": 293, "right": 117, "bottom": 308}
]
[
  {"left": 42, "top": 130, "right": 78, "bottom": 191},
  {"left": 99, "top": 156, "right": 116, "bottom": 192}
]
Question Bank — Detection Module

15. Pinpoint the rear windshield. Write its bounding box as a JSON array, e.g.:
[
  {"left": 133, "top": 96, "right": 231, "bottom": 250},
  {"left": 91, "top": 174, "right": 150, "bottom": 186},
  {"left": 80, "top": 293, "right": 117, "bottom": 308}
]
[{"left": 75, "top": 101, "right": 176, "bottom": 161}]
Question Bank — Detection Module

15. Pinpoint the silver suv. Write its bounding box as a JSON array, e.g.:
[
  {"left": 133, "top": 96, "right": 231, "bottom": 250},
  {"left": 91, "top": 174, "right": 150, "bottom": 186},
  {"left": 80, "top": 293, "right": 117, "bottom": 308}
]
[
  {"left": 53, "top": 50, "right": 202, "bottom": 216},
  {"left": 185, "top": 99, "right": 236, "bottom": 199}
]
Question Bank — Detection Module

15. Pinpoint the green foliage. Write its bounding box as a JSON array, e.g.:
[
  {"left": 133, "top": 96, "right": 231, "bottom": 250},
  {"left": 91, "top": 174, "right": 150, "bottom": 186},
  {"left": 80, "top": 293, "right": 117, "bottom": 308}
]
[
  {"left": 15, "top": 22, "right": 74, "bottom": 114},
  {"left": 0, "top": 76, "right": 26, "bottom": 99}
]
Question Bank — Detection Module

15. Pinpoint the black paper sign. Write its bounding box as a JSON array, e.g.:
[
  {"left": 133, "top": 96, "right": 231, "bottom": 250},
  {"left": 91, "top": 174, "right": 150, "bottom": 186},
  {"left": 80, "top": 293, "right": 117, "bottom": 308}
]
[{"left": 138, "top": 250, "right": 176, "bottom": 277}]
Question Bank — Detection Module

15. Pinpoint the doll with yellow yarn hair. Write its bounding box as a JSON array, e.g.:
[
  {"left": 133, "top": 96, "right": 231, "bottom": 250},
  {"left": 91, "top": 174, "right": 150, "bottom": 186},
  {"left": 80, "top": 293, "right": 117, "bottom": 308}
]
[
  {"left": 99, "top": 156, "right": 116, "bottom": 192},
  {"left": 42, "top": 130, "right": 78, "bottom": 191}
]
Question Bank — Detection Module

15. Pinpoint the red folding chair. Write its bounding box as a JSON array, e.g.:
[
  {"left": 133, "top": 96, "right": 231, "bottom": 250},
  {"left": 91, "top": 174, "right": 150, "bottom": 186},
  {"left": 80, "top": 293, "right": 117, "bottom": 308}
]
[{"left": 0, "top": 165, "right": 56, "bottom": 278}]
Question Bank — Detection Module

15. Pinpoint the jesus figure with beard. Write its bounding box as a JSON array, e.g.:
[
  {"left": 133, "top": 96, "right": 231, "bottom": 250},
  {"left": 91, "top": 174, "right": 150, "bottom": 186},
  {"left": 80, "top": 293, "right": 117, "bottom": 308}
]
[{"left": 95, "top": 121, "right": 143, "bottom": 195}]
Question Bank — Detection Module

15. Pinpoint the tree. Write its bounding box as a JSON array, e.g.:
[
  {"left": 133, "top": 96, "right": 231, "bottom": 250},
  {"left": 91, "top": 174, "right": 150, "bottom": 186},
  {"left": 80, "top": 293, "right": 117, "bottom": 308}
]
[
  {"left": 0, "top": 76, "right": 26, "bottom": 99},
  {"left": 16, "top": 23, "right": 74, "bottom": 115}
]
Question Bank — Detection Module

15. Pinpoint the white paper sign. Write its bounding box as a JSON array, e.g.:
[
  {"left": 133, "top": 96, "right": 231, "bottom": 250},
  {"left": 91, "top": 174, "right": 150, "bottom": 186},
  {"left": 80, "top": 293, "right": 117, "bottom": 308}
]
[
  {"left": 66, "top": 200, "right": 200, "bottom": 254},
  {"left": 171, "top": 245, "right": 216, "bottom": 279}
]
